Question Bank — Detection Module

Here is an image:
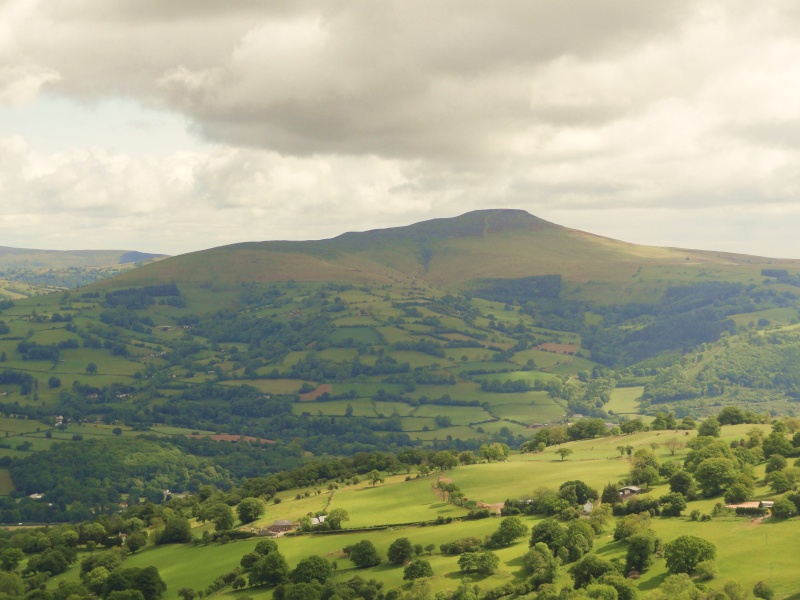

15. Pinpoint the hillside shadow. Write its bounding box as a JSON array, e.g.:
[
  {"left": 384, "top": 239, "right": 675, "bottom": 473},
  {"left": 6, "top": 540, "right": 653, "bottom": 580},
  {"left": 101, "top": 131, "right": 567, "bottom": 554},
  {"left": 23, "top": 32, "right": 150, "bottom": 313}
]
[
  {"left": 444, "top": 571, "right": 491, "bottom": 582},
  {"left": 592, "top": 541, "right": 623, "bottom": 556},
  {"left": 506, "top": 555, "right": 525, "bottom": 568},
  {"left": 637, "top": 573, "right": 667, "bottom": 591}
]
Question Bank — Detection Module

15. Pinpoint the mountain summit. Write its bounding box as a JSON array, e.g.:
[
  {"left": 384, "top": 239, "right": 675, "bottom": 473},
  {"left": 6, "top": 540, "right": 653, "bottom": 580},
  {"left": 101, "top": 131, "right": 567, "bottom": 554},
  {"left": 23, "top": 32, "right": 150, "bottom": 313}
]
[{"left": 111, "top": 209, "right": 799, "bottom": 301}]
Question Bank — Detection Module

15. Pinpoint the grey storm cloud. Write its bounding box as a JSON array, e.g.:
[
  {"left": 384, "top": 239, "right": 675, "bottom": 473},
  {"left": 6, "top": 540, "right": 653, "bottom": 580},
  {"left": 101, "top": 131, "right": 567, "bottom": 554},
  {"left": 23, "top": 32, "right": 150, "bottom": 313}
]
[
  {"left": 8, "top": 0, "right": 695, "bottom": 157},
  {"left": 1, "top": 0, "right": 800, "bottom": 256}
]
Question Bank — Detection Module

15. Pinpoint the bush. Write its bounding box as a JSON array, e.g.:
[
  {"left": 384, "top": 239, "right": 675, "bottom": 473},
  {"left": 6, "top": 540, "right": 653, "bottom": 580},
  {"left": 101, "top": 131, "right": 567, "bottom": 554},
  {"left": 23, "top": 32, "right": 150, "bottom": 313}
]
[
  {"left": 753, "top": 580, "right": 775, "bottom": 600},
  {"left": 694, "top": 560, "right": 718, "bottom": 581},
  {"left": 439, "top": 537, "right": 482, "bottom": 555},
  {"left": 735, "top": 506, "right": 767, "bottom": 517}
]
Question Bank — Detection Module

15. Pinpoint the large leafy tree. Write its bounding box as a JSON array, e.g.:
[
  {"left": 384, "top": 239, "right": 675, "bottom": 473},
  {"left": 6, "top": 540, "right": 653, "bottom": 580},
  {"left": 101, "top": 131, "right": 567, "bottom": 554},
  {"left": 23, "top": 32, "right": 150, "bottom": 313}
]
[
  {"left": 569, "top": 555, "right": 619, "bottom": 589},
  {"left": 523, "top": 543, "right": 558, "bottom": 586},
  {"left": 664, "top": 535, "right": 716, "bottom": 574},
  {"left": 693, "top": 458, "right": 738, "bottom": 496},
  {"left": 347, "top": 540, "right": 381, "bottom": 568},
  {"left": 486, "top": 517, "right": 529, "bottom": 548},
  {"left": 236, "top": 498, "right": 264, "bottom": 524},
  {"left": 249, "top": 552, "right": 289, "bottom": 587},
  {"left": 196, "top": 502, "right": 234, "bottom": 532},
  {"left": 387, "top": 537, "right": 414, "bottom": 565},
  {"left": 403, "top": 559, "right": 434, "bottom": 581},
  {"left": 291, "top": 556, "right": 333, "bottom": 584}
]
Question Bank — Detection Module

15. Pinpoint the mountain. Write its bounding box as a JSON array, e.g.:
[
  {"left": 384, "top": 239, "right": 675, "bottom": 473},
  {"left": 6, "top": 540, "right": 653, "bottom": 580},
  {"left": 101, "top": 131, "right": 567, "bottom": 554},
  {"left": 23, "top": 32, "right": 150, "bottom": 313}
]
[
  {"left": 107, "top": 209, "right": 800, "bottom": 303},
  {"left": 2, "top": 208, "right": 800, "bottom": 471}
]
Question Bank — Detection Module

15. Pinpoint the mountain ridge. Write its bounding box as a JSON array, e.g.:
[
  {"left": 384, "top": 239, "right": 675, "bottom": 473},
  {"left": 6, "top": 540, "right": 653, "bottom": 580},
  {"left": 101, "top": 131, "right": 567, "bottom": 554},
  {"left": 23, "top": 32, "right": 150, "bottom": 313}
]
[{"left": 107, "top": 209, "right": 800, "bottom": 303}]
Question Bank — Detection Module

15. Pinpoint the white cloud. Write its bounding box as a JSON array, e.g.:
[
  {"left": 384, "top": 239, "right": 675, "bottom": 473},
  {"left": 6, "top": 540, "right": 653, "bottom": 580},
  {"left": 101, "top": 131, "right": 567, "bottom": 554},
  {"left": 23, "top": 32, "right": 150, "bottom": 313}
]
[{"left": 0, "top": 0, "right": 799, "bottom": 256}]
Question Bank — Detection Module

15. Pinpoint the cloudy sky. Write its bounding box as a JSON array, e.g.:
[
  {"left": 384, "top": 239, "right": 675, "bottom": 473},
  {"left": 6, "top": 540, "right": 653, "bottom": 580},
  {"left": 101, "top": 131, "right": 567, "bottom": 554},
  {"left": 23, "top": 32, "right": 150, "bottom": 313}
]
[{"left": 1, "top": 0, "right": 800, "bottom": 257}]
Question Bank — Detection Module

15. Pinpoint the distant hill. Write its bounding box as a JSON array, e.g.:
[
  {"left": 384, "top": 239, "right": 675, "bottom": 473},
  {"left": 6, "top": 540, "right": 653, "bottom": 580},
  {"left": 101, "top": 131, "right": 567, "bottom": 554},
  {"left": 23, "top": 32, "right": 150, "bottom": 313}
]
[
  {"left": 109, "top": 209, "right": 800, "bottom": 303},
  {"left": 0, "top": 246, "right": 167, "bottom": 298}
]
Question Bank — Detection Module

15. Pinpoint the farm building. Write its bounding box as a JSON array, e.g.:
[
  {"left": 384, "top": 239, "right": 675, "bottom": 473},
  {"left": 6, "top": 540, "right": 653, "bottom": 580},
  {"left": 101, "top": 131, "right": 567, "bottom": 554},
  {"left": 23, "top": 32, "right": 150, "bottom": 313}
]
[
  {"left": 268, "top": 519, "right": 294, "bottom": 533},
  {"left": 618, "top": 485, "right": 641, "bottom": 499}
]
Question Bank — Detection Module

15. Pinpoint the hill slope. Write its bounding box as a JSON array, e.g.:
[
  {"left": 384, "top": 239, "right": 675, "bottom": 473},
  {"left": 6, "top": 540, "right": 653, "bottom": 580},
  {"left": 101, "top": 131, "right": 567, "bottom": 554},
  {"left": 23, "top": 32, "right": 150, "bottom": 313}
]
[{"left": 108, "top": 209, "right": 800, "bottom": 303}]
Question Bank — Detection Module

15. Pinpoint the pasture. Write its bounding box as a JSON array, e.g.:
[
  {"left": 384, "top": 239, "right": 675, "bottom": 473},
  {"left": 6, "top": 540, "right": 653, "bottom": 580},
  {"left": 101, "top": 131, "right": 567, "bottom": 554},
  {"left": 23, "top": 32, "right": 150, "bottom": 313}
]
[
  {"left": 605, "top": 386, "right": 644, "bottom": 415},
  {"left": 35, "top": 422, "right": 800, "bottom": 600}
]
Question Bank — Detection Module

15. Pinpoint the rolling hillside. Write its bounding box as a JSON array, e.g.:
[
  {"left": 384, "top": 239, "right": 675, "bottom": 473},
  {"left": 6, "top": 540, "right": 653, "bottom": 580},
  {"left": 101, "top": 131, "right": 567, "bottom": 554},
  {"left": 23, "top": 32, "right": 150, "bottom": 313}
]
[
  {"left": 110, "top": 209, "right": 800, "bottom": 303},
  {"left": 0, "top": 208, "right": 799, "bottom": 487}
]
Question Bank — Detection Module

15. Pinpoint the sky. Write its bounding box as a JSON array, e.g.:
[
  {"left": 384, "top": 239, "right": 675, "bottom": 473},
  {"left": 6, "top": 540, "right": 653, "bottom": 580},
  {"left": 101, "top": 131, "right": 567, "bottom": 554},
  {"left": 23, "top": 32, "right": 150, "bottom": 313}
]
[{"left": 1, "top": 1, "right": 800, "bottom": 258}]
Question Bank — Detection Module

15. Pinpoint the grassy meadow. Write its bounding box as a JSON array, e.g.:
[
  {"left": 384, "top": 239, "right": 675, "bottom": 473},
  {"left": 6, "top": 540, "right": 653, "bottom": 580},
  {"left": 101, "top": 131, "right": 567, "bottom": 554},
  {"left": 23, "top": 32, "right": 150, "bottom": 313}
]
[{"left": 37, "top": 423, "right": 800, "bottom": 600}]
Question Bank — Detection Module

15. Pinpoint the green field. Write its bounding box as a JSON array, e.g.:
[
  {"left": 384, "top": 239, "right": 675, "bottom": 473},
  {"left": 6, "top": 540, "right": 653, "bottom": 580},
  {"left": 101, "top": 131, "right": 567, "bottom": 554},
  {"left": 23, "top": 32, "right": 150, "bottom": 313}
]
[
  {"left": 26, "top": 422, "right": 800, "bottom": 600},
  {"left": 605, "top": 386, "right": 644, "bottom": 415}
]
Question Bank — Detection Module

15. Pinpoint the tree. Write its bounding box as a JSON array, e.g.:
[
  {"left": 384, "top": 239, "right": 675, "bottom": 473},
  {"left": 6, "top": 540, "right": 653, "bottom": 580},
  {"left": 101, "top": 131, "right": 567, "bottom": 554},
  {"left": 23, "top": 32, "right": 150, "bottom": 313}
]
[
  {"left": 0, "top": 549, "right": 23, "bottom": 573},
  {"left": 523, "top": 543, "right": 558, "bottom": 586},
  {"left": 249, "top": 552, "right": 289, "bottom": 587},
  {"left": 388, "top": 537, "right": 414, "bottom": 565},
  {"left": 664, "top": 535, "right": 716, "bottom": 574},
  {"left": 457, "top": 551, "right": 499, "bottom": 575},
  {"left": 157, "top": 517, "right": 192, "bottom": 544},
  {"left": 86, "top": 362, "right": 98, "bottom": 374},
  {"left": 458, "top": 451, "right": 478, "bottom": 465},
  {"left": 291, "top": 556, "right": 333, "bottom": 584},
  {"left": 479, "top": 443, "right": 510, "bottom": 462},
  {"left": 717, "top": 406, "right": 745, "bottom": 425},
  {"left": 367, "top": 470, "right": 384, "bottom": 487},
  {"left": 597, "top": 573, "right": 638, "bottom": 600},
  {"left": 669, "top": 471, "right": 698, "bottom": 500},
  {"left": 697, "top": 416, "right": 721, "bottom": 437},
  {"left": 255, "top": 539, "right": 278, "bottom": 555},
  {"left": 724, "top": 482, "right": 752, "bottom": 504},
  {"left": 403, "top": 559, "right": 433, "bottom": 580},
  {"left": 430, "top": 451, "right": 458, "bottom": 471},
  {"left": 0, "top": 572, "right": 24, "bottom": 597},
  {"left": 601, "top": 482, "right": 621, "bottom": 505},
  {"left": 765, "top": 454, "right": 787, "bottom": 473},
  {"left": 569, "top": 555, "right": 619, "bottom": 588},
  {"left": 770, "top": 497, "right": 797, "bottom": 519},
  {"left": 763, "top": 432, "right": 793, "bottom": 459},
  {"left": 126, "top": 531, "right": 148, "bottom": 554},
  {"left": 559, "top": 480, "right": 597, "bottom": 505},
  {"left": 753, "top": 580, "right": 775, "bottom": 600},
  {"left": 659, "top": 492, "right": 687, "bottom": 517},
  {"left": 486, "top": 516, "right": 528, "bottom": 548},
  {"left": 84, "top": 566, "right": 111, "bottom": 594},
  {"left": 237, "top": 498, "right": 265, "bottom": 524},
  {"left": 104, "top": 566, "right": 166, "bottom": 600},
  {"left": 347, "top": 540, "right": 381, "bottom": 568},
  {"left": 555, "top": 448, "right": 573, "bottom": 462},
  {"left": 177, "top": 588, "right": 196, "bottom": 600},
  {"left": 626, "top": 533, "right": 658, "bottom": 573},
  {"left": 326, "top": 508, "right": 349, "bottom": 530},
  {"left": 663, "top": 438, "right": 684, "bottom": 456},
  {"left": 693, "top": 458, "right": 737, "bottom": 496},
  {"left": 529, "top": 519, "right": 567, "bottom": 555},
  {"left": 47, "top": 376, "right": 61, "bottom": 389},
  {"left": 196, "top": 502, "right": 234, "bottom": 531}
]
